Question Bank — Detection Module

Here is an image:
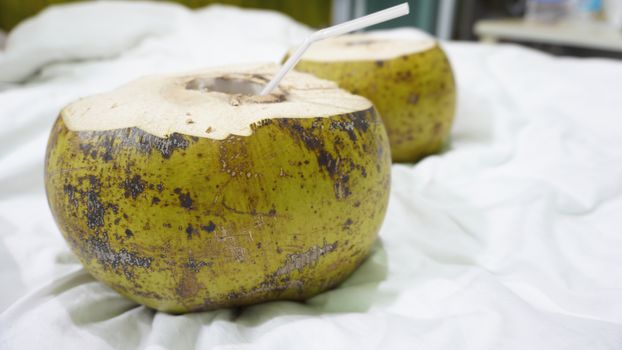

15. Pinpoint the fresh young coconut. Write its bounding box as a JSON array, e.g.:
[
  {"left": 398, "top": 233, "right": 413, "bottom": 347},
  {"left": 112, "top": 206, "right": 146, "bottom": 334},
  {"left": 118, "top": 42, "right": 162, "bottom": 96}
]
[
  {"left": 288, "top": 32, "right": 456, "bottom": 163},
  {"left": 44, "top": 64, "right": 391, "bottom": 313}
]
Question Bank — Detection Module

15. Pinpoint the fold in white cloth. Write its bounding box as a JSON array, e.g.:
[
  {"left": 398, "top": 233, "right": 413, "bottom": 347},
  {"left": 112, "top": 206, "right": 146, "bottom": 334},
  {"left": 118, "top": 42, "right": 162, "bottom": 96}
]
[{"left": 1, "top": 2, "right": 622, "bottom": 349}]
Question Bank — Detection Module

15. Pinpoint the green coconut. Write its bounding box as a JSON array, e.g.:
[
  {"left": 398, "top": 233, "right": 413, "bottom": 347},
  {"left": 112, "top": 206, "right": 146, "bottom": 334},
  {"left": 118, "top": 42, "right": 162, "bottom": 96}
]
[
  {"left": 288, "top": 32, "right": 456, "bottom": 162},
  {"left": 44, "top": 64, "right": 391, "bottom": 313}
]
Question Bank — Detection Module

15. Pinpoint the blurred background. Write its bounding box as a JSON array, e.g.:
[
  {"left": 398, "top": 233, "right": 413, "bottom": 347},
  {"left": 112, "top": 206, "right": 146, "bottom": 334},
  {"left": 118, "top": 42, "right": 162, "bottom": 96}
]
[{"left": 1, "top": 0, "right": 621, "bottom": 58}]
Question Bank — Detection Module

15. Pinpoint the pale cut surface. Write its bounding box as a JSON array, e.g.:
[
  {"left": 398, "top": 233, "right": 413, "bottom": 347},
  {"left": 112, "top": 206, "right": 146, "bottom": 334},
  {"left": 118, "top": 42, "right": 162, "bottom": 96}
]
[
  {"left": 295, "top": 32, "right": 436, "bottom": 62},
  {"left": 61, "top": 64, "right": 372, "bottom": 139}
]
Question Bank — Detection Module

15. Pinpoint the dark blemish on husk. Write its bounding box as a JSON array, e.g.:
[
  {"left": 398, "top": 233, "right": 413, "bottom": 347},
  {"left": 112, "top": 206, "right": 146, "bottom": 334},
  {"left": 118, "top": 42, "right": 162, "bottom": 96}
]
[
  {"left": 342, "top": 218, "right": 353, "bottom": 230},
  {"left": 333, "top": 175, "right": 351, "bottom": 200},
  {"left": 186, "top": 224, "right": 199, "bottom": 239},
  {"left": 123, "top": 161, "right": 135, "bottom": 176},
  {"left": 291, "top": 122, "right": 322, "bottom": 150},
  {"left": 330, "top": 120, "right": 357, "bottom": 142},
  {"left": 396, "top": 71, "right": 412, "bottom": 81},
  {"left": 151, "top": 196, "right": 161, "bottom": 205},
  {"left": 360, "top": 166, "right": 367, "bottom": 177},
  {"left": 186, "top": 257, "right": 212, "bottom": 272},
  {"left": 79, "top": 143, "right": 94, "bottom": 159},
  {"left": 125, "top": 229, "right": 134, "bottom": 238},
  {"left": 201, "top": 221, "right": 216, "bottom": 233},
  {"left": 100, "top": 135, "right": 115, "bottom": 162},
  {"left": 156, "top": 184, "right": 164, "bottom": 192},
  {"left": 375, "top": 60, "right": 384, "bottom": 67},
  {"left": 123, "top": 175, "right": 146, "bottom": 199},
  {"left": 317, "top": 150, "right": 338, "bottom": 177},
  {"left": 330, "top": 113, "right": 370, "bottom": 142},
  {"left": 347, "top": 113, "right": 370, "bottom": 135},
  {"left": 78, "top": 128, "right": 190, "bottom": 163},
  {"left": 84, "top": 176, "right": 105, "bottom": 229},
  {"left": 108, "top": 203, "right": 119, "bottom": 214},
  {"left": 226, "top": 291, "right": 245, "bottom": 302},
  {"left": 86, "top": 233, "right": 152, "bottom": 276},
  {"left": 63, "top": 183, "right": 79, "bottom": 207},
  {"left": 174, "top": 188, "right": 193, "bottom": 209},
  {"left": 136, "top": 132, "right": 189, "bottom": 159},
  {"left": 274, "top": 241, "right": 338, "bottom": 276}
]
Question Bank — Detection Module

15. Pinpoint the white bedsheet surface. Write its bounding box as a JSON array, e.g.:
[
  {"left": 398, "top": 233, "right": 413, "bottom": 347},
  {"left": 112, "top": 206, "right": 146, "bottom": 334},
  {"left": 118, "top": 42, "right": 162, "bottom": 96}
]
[{"left": 1, "top": 2, "right": 622, "bottom": 349}]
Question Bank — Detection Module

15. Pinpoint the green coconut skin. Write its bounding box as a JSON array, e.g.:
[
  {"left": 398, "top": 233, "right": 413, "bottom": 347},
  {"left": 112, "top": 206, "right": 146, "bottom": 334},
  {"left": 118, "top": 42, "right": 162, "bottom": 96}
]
[
  {"left": 45, "top": 108, "right": 391, "bottom": 313},
  {"left": 290, "top": 45, "right": 456, "bottom": 163}
]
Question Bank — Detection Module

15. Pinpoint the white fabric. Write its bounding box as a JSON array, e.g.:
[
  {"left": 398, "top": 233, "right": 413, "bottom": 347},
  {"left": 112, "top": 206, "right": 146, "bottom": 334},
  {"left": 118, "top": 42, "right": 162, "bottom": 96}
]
[{"left": 1, "top": 2, "right": 622, "bottom": 349}]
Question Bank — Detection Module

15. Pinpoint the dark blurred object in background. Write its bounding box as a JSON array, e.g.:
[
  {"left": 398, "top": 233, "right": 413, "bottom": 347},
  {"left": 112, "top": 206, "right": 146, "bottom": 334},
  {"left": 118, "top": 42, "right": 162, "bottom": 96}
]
[
  {"left": 0, "top": 0, "right": 331, "bottom": 31},
  {"left": 456, "top": 0, "right": 527, "bottom": 40}
]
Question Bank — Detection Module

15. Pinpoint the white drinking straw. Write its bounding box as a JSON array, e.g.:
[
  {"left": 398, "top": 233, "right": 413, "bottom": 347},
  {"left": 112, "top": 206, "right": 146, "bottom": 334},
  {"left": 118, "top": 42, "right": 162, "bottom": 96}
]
[{"left": 260, "top": 2, "right": 410, "bottom": 96}]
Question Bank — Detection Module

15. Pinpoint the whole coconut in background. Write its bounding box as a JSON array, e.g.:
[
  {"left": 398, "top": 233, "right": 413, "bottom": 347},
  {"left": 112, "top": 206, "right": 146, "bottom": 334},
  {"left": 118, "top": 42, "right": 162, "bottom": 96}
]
[
  {"left": 289, "top": 31, "right": 456, "bottom": 163},
  {"left": 45, "top": 64, "right": 391, "bottom": 313}
]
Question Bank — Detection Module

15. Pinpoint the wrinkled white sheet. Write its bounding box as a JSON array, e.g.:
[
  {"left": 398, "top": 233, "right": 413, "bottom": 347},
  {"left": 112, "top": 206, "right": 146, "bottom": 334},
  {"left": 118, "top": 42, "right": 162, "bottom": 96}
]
[{"left": 1, "top": 2, "right": 622, "bottom": 349}]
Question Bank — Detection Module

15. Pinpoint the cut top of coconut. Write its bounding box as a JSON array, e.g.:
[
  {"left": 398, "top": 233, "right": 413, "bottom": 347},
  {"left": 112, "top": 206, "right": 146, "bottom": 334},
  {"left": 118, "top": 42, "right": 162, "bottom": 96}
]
[
  {"left": 61, "top": 64, "right": 372, "bottom": 140},
  {"left": 294, "top": 32, "right": 436, "bottom": 62}
]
